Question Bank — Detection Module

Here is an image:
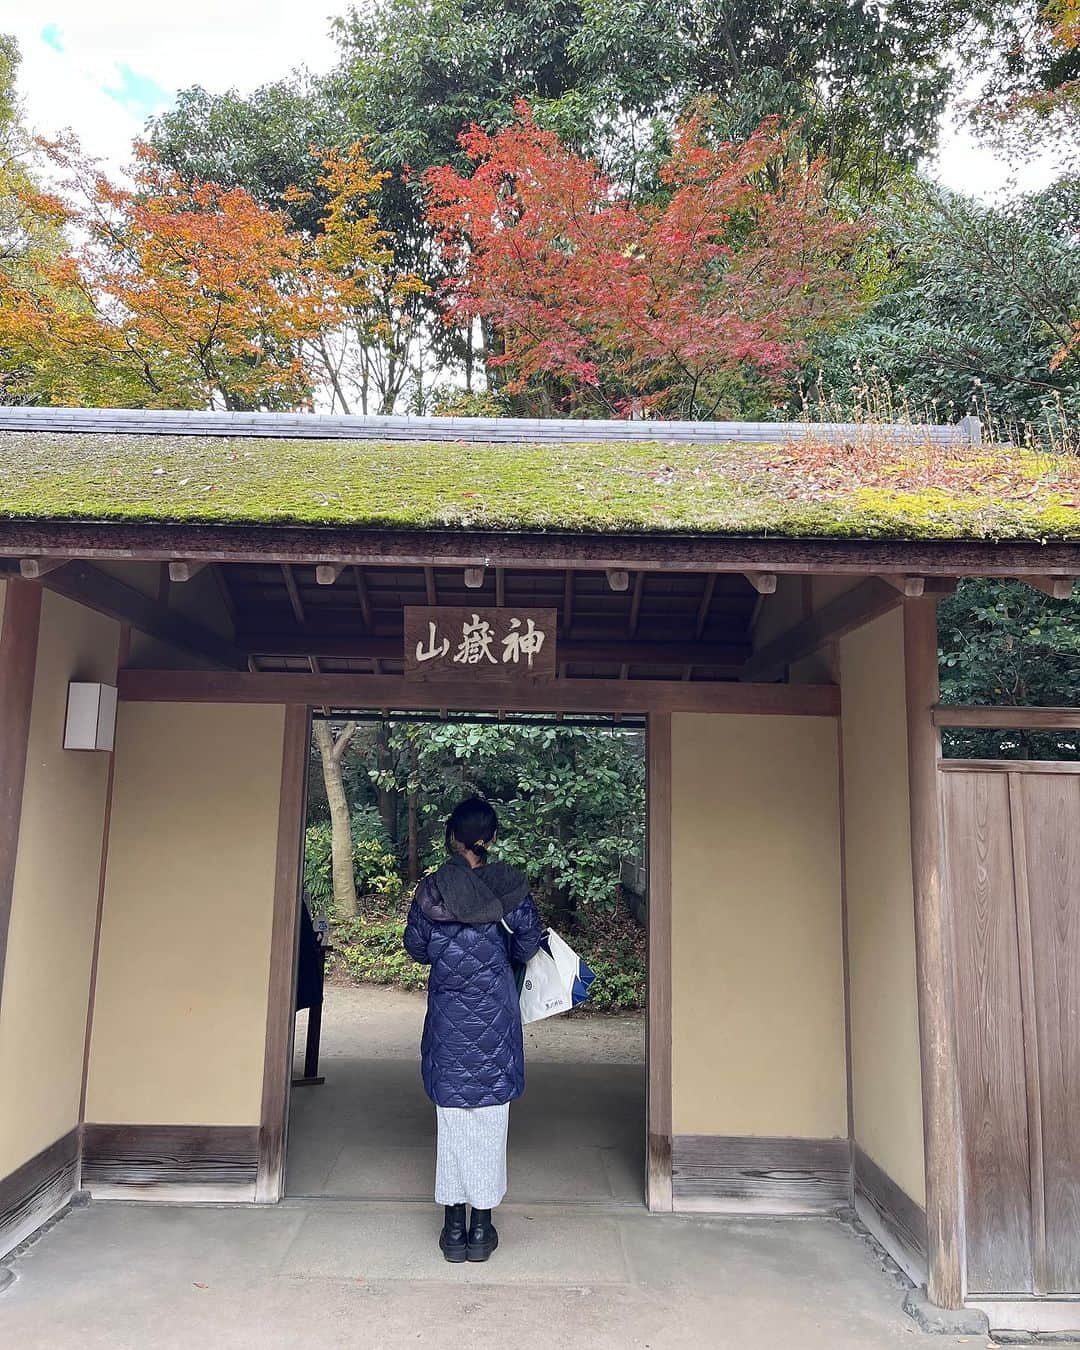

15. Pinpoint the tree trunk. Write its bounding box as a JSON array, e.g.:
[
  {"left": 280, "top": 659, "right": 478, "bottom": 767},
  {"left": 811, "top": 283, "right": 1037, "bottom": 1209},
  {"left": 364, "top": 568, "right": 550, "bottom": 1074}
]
[{"left": 313, "top": 719, "right": 359, "bottom": 920}]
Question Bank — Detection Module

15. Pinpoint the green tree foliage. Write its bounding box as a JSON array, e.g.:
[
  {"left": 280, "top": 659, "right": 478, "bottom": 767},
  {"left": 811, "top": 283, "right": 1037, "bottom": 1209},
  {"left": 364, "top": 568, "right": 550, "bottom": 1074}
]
[
  {"left": 802, "top": 178, "right": 1080, "bottom": 440},
  {"left": 146, "top": 0, "right": 996, "bottom": 404},
  {"left": 307, "top": 718, "right": 648, "bottom": 1009},
  {"left": 569, "top": 0, "right": 978, "bottom": 201},
  {"left": 309, "top": 719, "right": 645, "bottom": 921},
  {"left": 938, "top": 579, "right": 1079, "bottom": 759}
]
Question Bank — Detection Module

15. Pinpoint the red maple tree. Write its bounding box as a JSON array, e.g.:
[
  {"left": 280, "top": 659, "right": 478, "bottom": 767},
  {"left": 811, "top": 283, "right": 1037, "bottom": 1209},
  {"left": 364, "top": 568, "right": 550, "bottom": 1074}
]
[{"left": 427, "top": 103, "right": 865, "bottom": 418}]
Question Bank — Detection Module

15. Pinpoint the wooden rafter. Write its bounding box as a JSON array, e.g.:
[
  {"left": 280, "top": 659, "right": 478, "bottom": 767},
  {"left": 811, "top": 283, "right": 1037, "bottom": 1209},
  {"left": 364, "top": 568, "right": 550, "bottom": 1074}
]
[
  {"left": 562, "top": 570, "right": 574, "bottom": 636},
  {"left": 281, "top": 564, "right": 306, "bottom": 625},
  {"left": 38, "top": 561, "right": 246, "bottom": 669},
  {"left": 19, "top": 557, "right": 69, "bottom": 579},
  {"left": 694, "top": 574, "right": 717, "bottom": 639},
  {"left": 424, "top": 565, "right": 437, "bottom": 604},
  {"left": 168, "top": 561, "right": 209, "bottom": 583},
  {"left": 352, "top": 567, "right": 373, "bottom": 629},
  {"left": 1023, "top": 575, "right": 1076, "bottom": 601},
  {"left": 740, "top": 577, "right": 909, "bottom": 682},
  {"left": 880, "top": 573, "right": 927, "bottom": 597},
  {"left": 628, "top": 572, "right": 645, "bottom": 636}
]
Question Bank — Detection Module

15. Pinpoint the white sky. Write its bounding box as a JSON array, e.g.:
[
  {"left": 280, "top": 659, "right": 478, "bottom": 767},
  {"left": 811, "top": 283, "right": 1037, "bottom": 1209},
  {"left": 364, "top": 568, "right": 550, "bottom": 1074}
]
[{"left": 3, "top": 2, "right": 1067, "bottom": 200}]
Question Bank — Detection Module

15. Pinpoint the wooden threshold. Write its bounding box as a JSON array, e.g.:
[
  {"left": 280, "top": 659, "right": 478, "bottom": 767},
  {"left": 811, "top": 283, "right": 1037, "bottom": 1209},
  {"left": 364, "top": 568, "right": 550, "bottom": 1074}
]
[{"left": 117, "top": 670, "right": 841, "bottom": 718}]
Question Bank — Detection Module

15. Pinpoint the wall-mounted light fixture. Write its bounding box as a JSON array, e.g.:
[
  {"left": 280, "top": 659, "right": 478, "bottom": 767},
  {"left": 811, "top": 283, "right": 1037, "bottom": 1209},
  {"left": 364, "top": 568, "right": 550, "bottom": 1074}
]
[{"left": 64, "top": 682, "right": 118, "bottom": 752}]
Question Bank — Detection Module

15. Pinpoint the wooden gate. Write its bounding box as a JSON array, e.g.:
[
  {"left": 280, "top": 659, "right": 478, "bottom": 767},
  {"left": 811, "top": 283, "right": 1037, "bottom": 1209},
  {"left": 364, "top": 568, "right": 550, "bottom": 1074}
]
[{"left": 940, "top": 761, "right": 1080, "bottom": 1296}]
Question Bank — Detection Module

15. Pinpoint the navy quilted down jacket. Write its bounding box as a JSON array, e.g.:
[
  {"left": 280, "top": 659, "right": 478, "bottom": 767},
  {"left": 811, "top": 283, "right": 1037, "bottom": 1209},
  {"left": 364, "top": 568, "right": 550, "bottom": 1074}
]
[{"left": 403, "top": 868, "right": 543, "bottom": 1108}]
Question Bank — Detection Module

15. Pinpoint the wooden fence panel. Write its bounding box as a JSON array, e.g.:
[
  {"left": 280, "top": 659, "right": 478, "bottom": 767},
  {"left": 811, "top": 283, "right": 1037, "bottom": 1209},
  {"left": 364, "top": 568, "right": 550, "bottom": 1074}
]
[
  {"left": 1019, "top": 773, "right": 1080, "bottom": 1293},
  {"left": 942, "top": 770, "right": 1034, "bottom": 1293}
]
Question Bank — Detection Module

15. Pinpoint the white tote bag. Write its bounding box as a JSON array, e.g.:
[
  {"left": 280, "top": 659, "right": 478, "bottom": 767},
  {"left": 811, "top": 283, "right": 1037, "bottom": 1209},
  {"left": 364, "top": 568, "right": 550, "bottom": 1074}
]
[{"left": 510, "top": 927, "right": 596, "bottom": 1025}]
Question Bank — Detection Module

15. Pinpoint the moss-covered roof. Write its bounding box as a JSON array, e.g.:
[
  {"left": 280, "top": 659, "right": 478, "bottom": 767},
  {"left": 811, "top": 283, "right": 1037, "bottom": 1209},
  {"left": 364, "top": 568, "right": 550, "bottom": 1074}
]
[{"left": 0, "top": 430, "right": 1077, "bottom": 541}]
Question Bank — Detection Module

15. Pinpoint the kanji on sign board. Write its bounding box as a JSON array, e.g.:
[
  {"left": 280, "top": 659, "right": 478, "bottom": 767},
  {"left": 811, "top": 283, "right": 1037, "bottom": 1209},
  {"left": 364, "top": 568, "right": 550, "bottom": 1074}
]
[{"left": 403, "top": 607, "right": 557, "bottom": 681}]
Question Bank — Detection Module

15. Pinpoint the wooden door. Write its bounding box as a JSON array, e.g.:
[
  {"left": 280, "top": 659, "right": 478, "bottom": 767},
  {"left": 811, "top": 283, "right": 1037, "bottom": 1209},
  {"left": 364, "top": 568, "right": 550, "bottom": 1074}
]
[{"left": 940, "top": 763, "right": 1080, "bottom": 1296}]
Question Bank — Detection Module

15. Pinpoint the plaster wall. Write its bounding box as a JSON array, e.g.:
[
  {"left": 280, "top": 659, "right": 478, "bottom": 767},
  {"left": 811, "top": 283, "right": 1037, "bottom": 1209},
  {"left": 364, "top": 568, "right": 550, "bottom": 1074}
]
[
  {"left": 838, "top": 609, "right": 925, "bottom": 1205},
  {"left": 670, "top": 713, "right": 847, "bottom": 1139},
  {"left": 85, "top": 702, "right": 285, "bottom": 1125},
  {"left": 0, "top": 591, "right": 120, "bottom": 1177}
]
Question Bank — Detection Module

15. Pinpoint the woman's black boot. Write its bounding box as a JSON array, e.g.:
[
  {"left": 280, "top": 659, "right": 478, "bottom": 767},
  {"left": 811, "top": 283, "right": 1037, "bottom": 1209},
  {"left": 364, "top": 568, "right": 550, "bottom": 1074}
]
[
  {"left": 439, "top": 1204, "right": 468, "bottom": 1262},
  {"left": 466, "top": 1207, "right": 499, "bottom": 1262}
]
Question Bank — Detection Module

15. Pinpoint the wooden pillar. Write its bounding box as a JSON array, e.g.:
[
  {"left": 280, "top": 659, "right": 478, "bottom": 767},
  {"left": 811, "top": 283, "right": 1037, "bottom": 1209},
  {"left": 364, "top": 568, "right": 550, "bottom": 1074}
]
[
  {"left": 903, "top": 597, "right": 964, "bottom": 1307},
  {"left": 255, "top": 705, "right": 311, "bottom": 1203},
  {"left": 0, "top": 580, "right": 42, "bottom": 994},
  {"left": 647, "top": 711, "right": 673, "bottom": 1211}
]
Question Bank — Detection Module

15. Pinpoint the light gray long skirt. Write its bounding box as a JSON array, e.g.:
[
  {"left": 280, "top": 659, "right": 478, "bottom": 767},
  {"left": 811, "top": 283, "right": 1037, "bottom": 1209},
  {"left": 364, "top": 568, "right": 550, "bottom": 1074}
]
[{"left": 434, "top": 1103, "right": 509, "bottom": 1208}]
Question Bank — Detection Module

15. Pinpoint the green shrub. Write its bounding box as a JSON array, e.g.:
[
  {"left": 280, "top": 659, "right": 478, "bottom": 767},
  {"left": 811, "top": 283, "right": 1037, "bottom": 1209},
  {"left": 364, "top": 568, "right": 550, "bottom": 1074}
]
[
  {"left": 334, "top": 916, "right": 428, "bottom": 991},
  {"left": 303, "top": 808, "right": 402, "bottom": 919},
  {"left": 585, "top": 955, "right": 647, "bottom": 1011}
]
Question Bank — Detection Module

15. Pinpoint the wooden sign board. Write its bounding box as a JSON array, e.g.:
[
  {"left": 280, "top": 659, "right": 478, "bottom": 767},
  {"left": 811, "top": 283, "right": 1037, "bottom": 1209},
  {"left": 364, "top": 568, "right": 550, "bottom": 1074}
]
[{"left": 404, "top": 606, "right": 557, "bottom": 681}]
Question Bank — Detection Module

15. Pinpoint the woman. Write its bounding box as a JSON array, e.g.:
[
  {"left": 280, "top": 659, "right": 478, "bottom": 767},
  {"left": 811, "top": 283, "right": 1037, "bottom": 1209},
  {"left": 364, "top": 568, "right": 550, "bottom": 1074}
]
[{"left": 403, "top": 797, "right": 543, "bottom": 1263}]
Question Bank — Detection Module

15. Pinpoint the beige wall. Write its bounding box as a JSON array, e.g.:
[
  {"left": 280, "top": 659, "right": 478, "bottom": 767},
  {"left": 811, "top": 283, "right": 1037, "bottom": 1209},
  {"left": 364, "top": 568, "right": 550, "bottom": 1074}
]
[
  {"left": 839, "top": 609, "right": 925, "bottom": 1204},
  {"left": 85, "top": 702, "right": 285, "bottom": 1126},
  {"left": 670, "top": 713, "right": 847, "bottom": 1139},
  {"left": 0, "top": 592, "right": 120, "bottom": 1177}
]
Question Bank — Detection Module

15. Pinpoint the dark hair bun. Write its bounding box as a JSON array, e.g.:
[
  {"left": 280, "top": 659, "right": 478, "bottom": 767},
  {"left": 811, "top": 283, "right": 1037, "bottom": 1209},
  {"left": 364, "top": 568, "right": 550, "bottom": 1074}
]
[{"left": 446, "top": 797, "right": 499, "bottom": 860}]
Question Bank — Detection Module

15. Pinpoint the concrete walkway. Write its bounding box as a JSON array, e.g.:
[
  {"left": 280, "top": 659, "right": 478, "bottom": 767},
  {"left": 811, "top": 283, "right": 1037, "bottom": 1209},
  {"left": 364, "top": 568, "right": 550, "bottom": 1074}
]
[
  {"left": 2, "top": 1198, "right": 988, "bottom": 1349},
  {"left": 287, "top": 985, "right": 646, "bottom": 1204}
]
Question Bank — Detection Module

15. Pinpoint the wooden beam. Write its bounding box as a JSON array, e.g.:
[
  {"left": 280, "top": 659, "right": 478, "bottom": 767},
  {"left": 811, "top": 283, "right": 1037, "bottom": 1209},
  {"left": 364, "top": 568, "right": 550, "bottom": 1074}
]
[
  {"left": 647, "top": 711, "right": 673, "bottom": 1212},
  {"left": 938, "top": 758, "right": 1080, "bottom": 774},
  {"left": 694, "top": 574, "right": 717, "bottom": 640},
  {"left": 904, "top": 596, "right": 964, "bottom": 1310},
  {"left": 352, "top": 566, "right": 373, "bottom": 629},
  {"left": 1023, "top": 575, "right": 1075, "bottom": 601},
  {"left": 880, "top": 574, "right": 927, "bottom": 597},
  {"left": 256, "top": 705, "right": 310, "bottom": 1203},
  {"left": 495, "top": 567, "right": 505, "bottom": 607},
  {"left": 167, "top": 560, "right": 208, "bottom": 583},
  {"left": 40, "top": 561, "right": 246, "bottom": 669},
  {"left": 628, "top": 571, "right": 645, "bottom": 636},
  {"left": 117, "top": 668, "right": 840, "bottom": 717},
  {"left": 1, "top": 518, "right": 1078, "bottom": 577},
  {"left": 0, "top": 580, "right": 41, "bottom": 1000},
  {"left": 932, "top": 704, "right": 1080, "bottom": 730},
  {"left": 315, "top": 562, "right": 346, "bottom": 587},
  {"left": 562, "top": 570, "right": 574, "bottom": 636},
  {"left": 423, "top": 565, "right": 437, "bottom": 603},
  {"left": 239, "top": 630, "right": 749, "bottom": 669},
  {"left": 281, "top": 564, "right": 305, "bottom": 624},
  {"left": 743, "top": 571, "right": 777, "bottom": 595},
  {"left": 740, "top": 577, "right": 903, "bottom": 682},
  {"left": 19, "top": 558, "right": 69, "bottom": 579}
]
